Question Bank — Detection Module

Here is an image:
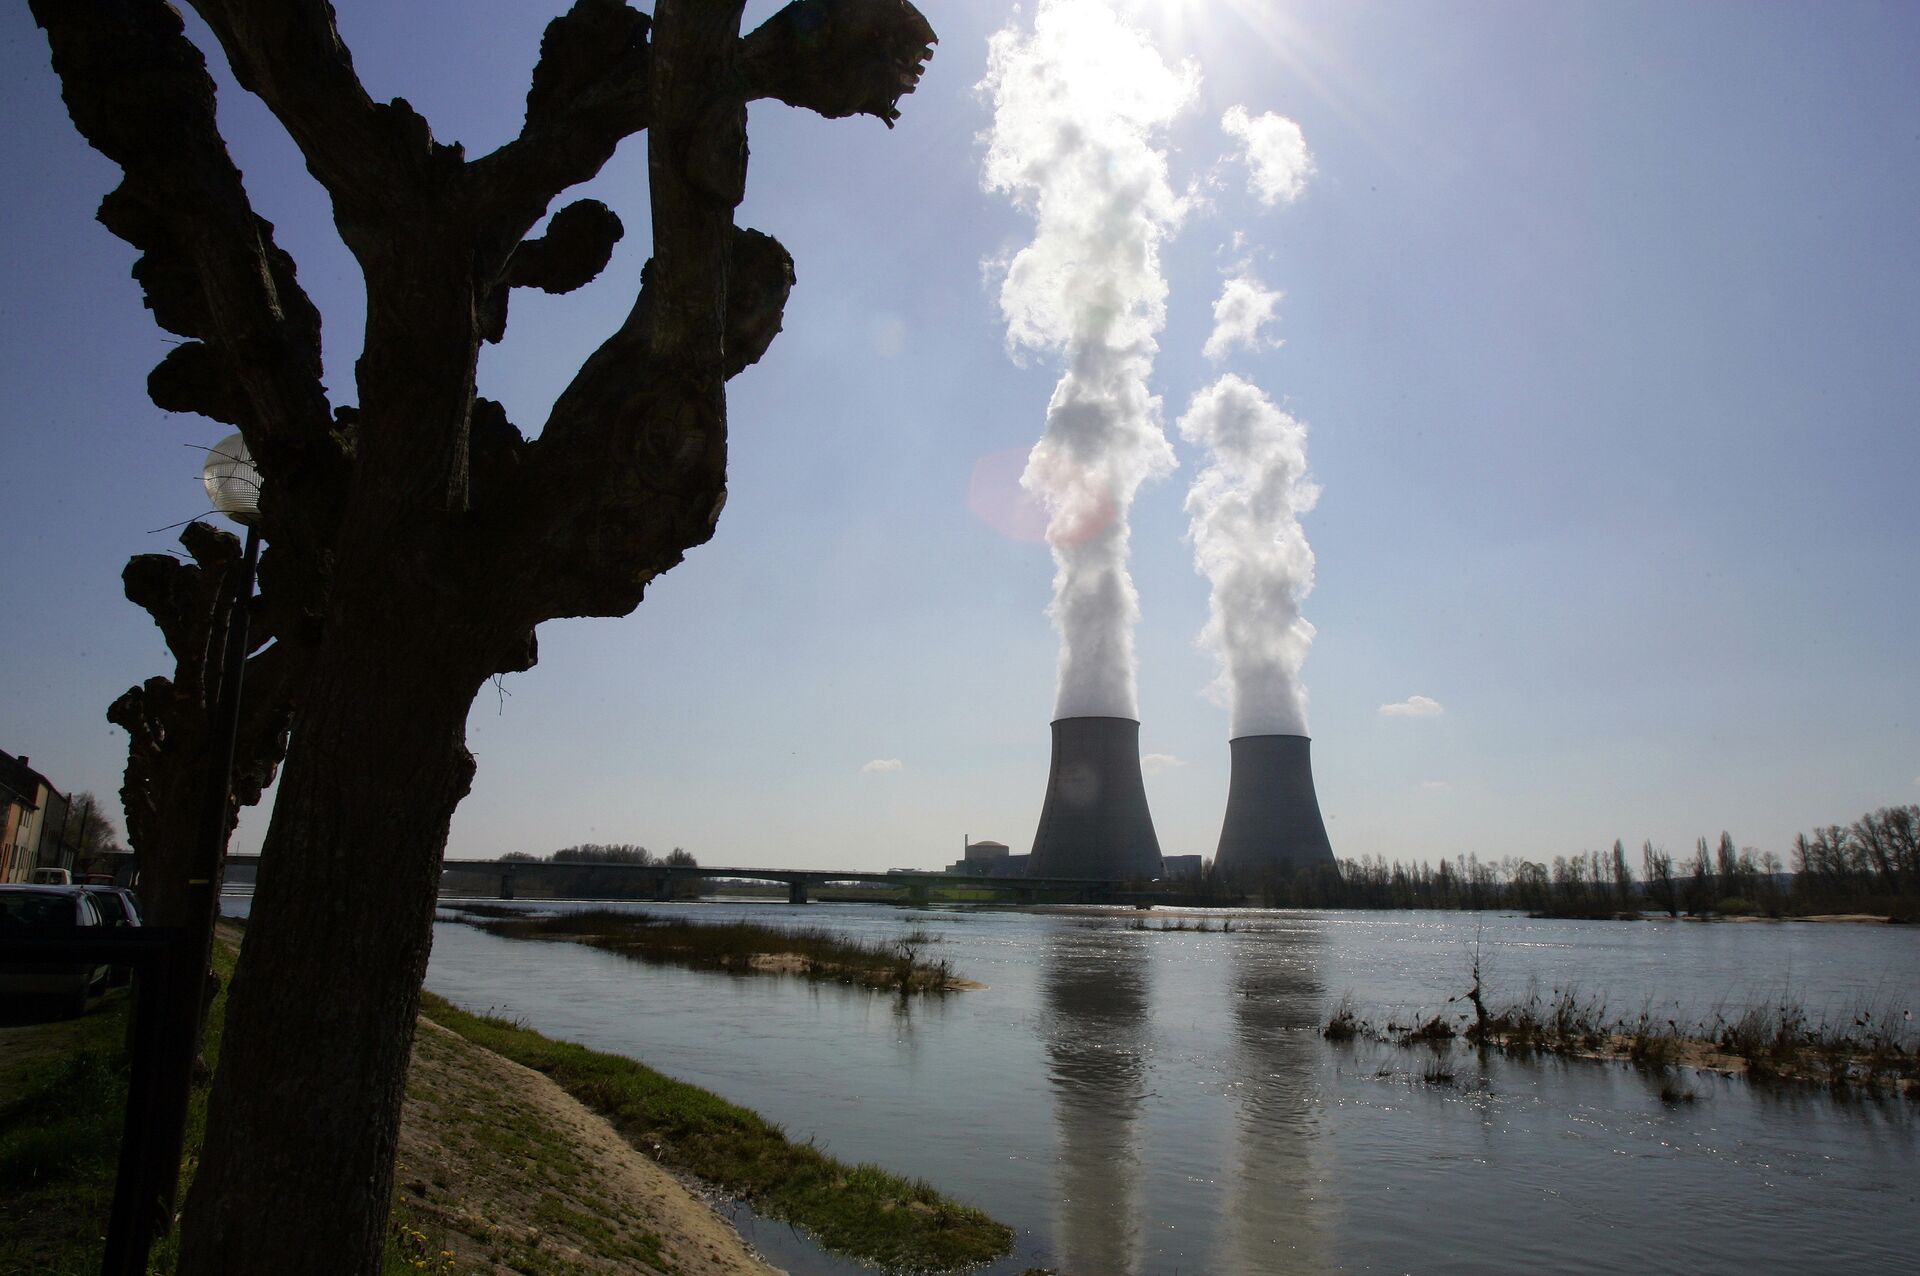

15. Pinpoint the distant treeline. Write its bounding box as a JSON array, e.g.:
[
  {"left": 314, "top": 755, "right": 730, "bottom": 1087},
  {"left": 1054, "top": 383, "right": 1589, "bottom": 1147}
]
[
  {"left": 492, "top": 842, "right": 701, "bottom": 899},
  {"left": 1188, "top": 804, "right": 1919, "bottom": 921},
  {"left": 500, "top": 842, "right": 698, "bottom": 868}
]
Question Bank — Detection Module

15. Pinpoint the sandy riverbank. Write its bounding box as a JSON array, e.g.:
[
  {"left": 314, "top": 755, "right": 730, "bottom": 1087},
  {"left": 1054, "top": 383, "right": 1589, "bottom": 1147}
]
[{"left": 398, "top": 1014, "right": 780, "bottom": 1276}]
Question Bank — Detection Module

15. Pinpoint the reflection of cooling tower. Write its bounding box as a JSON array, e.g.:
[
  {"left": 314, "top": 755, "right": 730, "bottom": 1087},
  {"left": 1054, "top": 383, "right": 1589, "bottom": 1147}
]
[
  {"left": 1029, "top": 717, "right": 1164, "bottom": 879},
  {"left": 1043, "top": 925, "right": 1151, "bottom": 1274},
  {"left": 1213, "top": 734, "right": 1335, "bottom": 879}
]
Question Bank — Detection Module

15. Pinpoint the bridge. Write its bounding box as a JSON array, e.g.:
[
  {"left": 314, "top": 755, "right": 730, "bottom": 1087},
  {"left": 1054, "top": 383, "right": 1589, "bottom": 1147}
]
[{"left": 222, "top": 855, "right": 1128, "bottom": 906}]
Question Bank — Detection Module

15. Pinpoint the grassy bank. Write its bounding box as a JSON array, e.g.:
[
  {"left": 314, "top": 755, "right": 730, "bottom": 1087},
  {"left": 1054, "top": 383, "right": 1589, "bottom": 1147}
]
[
  {"left": 0, "top": 930, "right": 456, "bottom": 1275},
  {"left": 421, "top": 991, "right": 1013, "bottom": 1270},
  {"left": 1325, "top": 986, "right": 1920, "bottom": 1094},
  {"left": 2, "top": 927, "right": 1009, "bottom": 1273},
  {"left": 0, "top": 931, "right": 241, "bottom": 1275},
  {"left": 0, "top": 987, "right": 141, "bottom": 1274},
  {"left": 463, "top": 907, "right": 967, "bottom": 993}
]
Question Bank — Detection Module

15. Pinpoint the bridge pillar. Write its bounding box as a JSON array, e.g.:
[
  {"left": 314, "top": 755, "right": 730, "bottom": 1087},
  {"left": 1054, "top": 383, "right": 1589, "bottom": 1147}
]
[
  {"left": 787, "top": 879, "right": 809, "bottom": 905},
  {"left": 500, "top": 869, "right": 515, "bottom": 901},
  {"left": 653, "top": 874, "right": 673, "bottom": 902},
  {"left": 907, "top": 882, "right": 931, "bottom": 906}
]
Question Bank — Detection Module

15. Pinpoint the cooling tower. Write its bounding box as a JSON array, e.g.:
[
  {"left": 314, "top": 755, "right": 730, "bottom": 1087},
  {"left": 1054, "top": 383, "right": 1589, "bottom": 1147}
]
[
  {"left": 1028, "top": 717, "right": 1164, "bottom": 880},
  {"left": 1213, "top": 734, "right": 1336, "bottom": 880}
]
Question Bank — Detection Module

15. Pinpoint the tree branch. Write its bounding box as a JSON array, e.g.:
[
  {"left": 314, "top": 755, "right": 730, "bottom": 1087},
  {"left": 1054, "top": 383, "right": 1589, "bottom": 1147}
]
[
  {"left": 468, "top": 0, "right": 654, "bottom": 245},
  {"left": 180, "top": 0, "right": 450, "bottom": 235},
  {"left": 31, "top": 0, "right": 346, "bottom": 595},
  {"left": 467, "top": 0, "right": 934, "bottom": 257},
  {"left": 741, "top": 0, "right": 936, "bottom": 127}
]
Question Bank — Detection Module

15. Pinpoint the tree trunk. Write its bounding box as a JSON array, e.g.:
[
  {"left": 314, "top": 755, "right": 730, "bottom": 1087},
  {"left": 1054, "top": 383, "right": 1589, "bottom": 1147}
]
[{"left": 177, "top": 591, "right": 489, "bottom": 1276}]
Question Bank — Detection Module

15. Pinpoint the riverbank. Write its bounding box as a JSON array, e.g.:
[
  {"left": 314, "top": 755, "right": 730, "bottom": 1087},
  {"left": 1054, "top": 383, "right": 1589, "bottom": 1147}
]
[
  {"left": 423, "top": 994, "right": 1012, "bottom": 1270},
  {"left": 1, "top": 925, "right": 1010, "bottom": 1273},
  {"left": 395, "top": 1010, "right": 778, "bottom": 1275}
]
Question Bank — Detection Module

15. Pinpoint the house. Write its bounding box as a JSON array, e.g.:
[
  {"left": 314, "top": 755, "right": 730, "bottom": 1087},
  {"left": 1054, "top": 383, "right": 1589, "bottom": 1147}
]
[{"left": 0, "top": 750, "right": 77, "bottom": 883}]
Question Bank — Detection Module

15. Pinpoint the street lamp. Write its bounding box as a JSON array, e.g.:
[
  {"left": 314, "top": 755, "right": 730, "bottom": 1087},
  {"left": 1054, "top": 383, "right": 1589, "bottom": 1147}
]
[
  {"left": 105, "top": 431, "right": 266, "bottom": 1274},
  {"left": 201, "top": 431, "right": 263, "bottom": 526}
]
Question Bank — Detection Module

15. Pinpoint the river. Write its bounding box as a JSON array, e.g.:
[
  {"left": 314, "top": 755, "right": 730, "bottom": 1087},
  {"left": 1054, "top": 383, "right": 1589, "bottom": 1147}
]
[{"left": 400, "top": 902, "right": 1920, "bottom": 1275}]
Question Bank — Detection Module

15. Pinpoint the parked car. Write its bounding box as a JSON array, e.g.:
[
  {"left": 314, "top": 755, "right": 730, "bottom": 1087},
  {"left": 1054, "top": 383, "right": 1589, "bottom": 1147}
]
[
  {"left": 28, "top": 867, "right": 72, "bottom": 885},
  {"left": 80, "top": 884, "right": 143, "bottom": 985},
  {"left": 80, "top": 884, "right": 142, "bottom": 928},
  {"left": 0, "top": 884, "right": 112, "bottom": 1018}
]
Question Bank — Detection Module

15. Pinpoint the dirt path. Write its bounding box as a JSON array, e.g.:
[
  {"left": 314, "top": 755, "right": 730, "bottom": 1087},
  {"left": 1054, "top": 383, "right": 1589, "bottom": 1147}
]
[{"left": 398, "top": 1016, "right": 781, "bottom": 1276}]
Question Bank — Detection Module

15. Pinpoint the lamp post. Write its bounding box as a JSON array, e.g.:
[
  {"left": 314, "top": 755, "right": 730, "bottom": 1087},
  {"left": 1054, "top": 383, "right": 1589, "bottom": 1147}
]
[{"left": 103, "top": 432, "right": 263, "bottom": 1274}]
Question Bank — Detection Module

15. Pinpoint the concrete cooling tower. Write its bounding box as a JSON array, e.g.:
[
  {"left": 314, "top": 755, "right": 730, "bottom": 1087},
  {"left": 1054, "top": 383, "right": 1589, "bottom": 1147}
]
[
  {"left": 1028, "top": 717, "right": 1164, "bottom": 880},
  {"left": 1212, "top": 734, "right": 1336, "bottom": 880}
]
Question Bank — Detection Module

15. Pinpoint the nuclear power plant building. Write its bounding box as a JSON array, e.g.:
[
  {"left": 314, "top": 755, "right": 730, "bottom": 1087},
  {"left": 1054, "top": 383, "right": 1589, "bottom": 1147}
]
[
  {"left": 948, "top": 840, "right": 1031, "bottom": 878},
  {"left": 1212, "top": 734, "right": 1337, "bottom": 880},
  {"left": 1028, "top": 716, "right": 1164, "bottom": 880}
]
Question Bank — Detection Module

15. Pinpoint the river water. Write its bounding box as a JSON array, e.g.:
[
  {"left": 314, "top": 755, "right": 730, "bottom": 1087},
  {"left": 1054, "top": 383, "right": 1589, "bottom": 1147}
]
[{"left": 411, "top": 903, "right": 1918, "bottom": 1275}]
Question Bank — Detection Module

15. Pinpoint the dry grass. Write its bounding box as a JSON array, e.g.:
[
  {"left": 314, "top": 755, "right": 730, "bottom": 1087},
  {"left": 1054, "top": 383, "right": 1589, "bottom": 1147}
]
[
  {"left": 461, "top": 908, "right": 962, "bottom": 994},
  {"left": 1329, "top": 983, "right": 1919, "bottom": 1094}
]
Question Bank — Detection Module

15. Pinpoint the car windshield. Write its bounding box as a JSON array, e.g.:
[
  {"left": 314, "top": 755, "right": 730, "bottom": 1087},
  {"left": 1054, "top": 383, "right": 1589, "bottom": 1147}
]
[{"left": 0, "top": 893, "right": 74, "bottom": 926}]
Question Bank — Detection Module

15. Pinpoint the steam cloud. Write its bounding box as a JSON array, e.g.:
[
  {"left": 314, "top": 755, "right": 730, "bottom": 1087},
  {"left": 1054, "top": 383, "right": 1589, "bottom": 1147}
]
[
  {"left": 981, "top": 0, "right": 1193, "bottom": 721},
  {"left": 1203, "top": 273, "right": 1284, "bottom": 362},
  {"left": 1379, "top": 695, "right": 1444, "bottom": 718},
  {"left": 1222, "top": 106, "right": 1316, "bottom": 206},
  {"left": 1179, "top": 372, "right": 1320, "bottom": 737}
]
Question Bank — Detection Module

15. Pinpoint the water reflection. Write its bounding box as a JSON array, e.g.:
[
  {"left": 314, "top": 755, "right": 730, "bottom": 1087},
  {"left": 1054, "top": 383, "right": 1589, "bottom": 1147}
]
[
  {"left": 1227, "top": 919, "right": 1332, "bottom": 1274},
  {"left": 1040, "top": 922, "right": 1152, "bottom": 1275}
]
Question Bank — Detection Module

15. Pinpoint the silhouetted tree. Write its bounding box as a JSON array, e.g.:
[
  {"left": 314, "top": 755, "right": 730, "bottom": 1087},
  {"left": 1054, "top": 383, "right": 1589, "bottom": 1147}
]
[
  {"left": 109, "top": 523, "right": 293, "bottom": 933},
  {"left": 1642, "top": 840, "right": 1678, "bottom": 917},
  {"left": 1610, "top": 838, "right": 1634, "bottom": 907},
  {"left": 29, "top": 1, "right": 935, "bottom": 1271},
  {"left": 552, "top": 842, "right": 656, "bottom": 865},
  {"left": 1686, "top": 837, "right": 1716, "bottom": 913}
]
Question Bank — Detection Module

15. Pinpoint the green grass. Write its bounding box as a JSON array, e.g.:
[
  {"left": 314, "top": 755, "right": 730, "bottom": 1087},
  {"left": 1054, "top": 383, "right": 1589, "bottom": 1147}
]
[
  {"left": 420, "top": 990, "right": 1013, "bottom": 1272},
  {"left": 0, "top": 931, "right": 243, "bottom": 1276},
  {"left": 1332, "top": 983, "right": 1920, "bottom": 1093},
  {"left": 467, "top": 908, "right": 961, "bottom": 993},
  {"left": 0, "top": 931, "right": 440, "bottom": 1276},
  {"left": 0, "top": 1004, "right": 129, "bottom": 1276}
]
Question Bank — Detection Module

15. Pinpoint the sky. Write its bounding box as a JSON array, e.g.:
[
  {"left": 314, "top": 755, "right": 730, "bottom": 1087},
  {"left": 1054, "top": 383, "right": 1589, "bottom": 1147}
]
[{"left": 2, "top": 0, "right": 1917, "bottom": 874}]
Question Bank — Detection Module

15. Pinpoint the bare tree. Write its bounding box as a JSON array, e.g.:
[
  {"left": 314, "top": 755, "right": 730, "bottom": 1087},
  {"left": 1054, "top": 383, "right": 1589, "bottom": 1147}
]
[
  {"left": 1610, "top": 838, "right": 1633, "bottom": 909},
  {"left": 29, "top": 2, "right": 935, "bottom": 1272},
  {"left": 1642, "top": 839, "right": 1677, "bottom": 917},
  {"left": 63, "top": 790, "right": 128, "bottom": 863},
  {"left": 109, "top": 522, "right": 293, "bottom": 935},
  {"left": 1686, "top": 835, "right": 1716, "bottom": 913}
]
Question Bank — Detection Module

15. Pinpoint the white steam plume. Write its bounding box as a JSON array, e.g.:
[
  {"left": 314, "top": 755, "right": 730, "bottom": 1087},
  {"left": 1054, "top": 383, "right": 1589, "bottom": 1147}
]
[
  {"left": 1222, "top": 105, "right": 1315, "bottom": 206},
  {"left": 981, "top": 0, "right": 1193, "bottom": 721},
  {"left": 1179, "top": 373, "right": 1320, "bottom": 738},
  {"left": 1203, "top": 272, "right": 1284, "bottom": 362}
]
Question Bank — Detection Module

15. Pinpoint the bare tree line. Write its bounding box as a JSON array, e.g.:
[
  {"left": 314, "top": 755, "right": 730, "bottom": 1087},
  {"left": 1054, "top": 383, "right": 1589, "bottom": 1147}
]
[
  {"left": 1209, "top": 803, "right": 1919, "bottom": 919},
  {"left": 500, "top": 841, "right": 698, "bottom": 867}
]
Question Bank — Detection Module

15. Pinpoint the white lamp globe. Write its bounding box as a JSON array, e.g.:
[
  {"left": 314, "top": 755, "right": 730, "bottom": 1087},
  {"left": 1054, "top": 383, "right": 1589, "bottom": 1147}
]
[{"left": 202, "top": 431, "right": 262, "bottom": 526}]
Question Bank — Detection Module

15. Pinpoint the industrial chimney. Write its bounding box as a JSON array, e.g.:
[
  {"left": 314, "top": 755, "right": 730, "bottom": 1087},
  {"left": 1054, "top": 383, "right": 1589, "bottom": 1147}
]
[
  {"left": 1028, "top": 717, "right": 1164, "bottom": 880},
  {"left": 1212, "top": 734, "right": 1336, "bottom": 880}
]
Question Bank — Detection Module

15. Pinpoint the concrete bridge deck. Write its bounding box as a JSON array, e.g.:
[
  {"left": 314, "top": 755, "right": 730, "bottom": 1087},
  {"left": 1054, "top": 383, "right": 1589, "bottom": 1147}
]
[{"left": 223, "top": 854, "right": 1126, "bottom": 905}]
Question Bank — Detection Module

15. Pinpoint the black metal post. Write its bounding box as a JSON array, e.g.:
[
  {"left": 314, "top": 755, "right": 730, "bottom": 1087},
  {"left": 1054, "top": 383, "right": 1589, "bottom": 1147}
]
[{"left": 100, "top": 522, "right": 259, "bottom": 1275}]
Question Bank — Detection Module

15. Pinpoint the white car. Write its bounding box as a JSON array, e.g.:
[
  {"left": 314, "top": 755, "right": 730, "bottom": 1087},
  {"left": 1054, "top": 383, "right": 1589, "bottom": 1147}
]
[{"left": 0, "top": 884, "right": 112, "bottom": 1018}]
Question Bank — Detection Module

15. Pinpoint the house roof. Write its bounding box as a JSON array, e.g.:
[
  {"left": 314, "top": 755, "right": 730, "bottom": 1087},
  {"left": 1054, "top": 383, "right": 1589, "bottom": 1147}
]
[{"left": 0, "top": 749, "right": 49, "bottom": 811}]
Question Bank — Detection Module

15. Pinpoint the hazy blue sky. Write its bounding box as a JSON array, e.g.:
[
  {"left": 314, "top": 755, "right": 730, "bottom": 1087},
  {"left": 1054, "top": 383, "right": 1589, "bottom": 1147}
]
[{"left": 3, "top": 0, "right": 1916, "bottom": 872}]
